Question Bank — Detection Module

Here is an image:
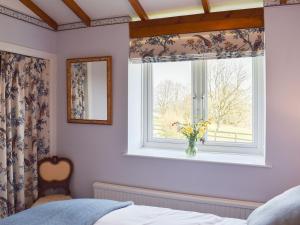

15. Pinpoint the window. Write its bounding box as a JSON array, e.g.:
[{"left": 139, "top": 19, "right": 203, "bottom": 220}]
[{"left": 140, "top": 56, "right": 265, "bottom": 155}]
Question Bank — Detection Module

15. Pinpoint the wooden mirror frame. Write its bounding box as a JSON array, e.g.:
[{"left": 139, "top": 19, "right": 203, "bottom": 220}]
[{"left": 67, "top": 56, "right": 112, "bottom": 125}]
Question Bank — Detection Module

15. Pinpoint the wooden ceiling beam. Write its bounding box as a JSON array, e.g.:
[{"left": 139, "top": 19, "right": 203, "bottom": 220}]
[
  {"left": 62, "top": 0, "right": 91, "bottom": 27},
  {"left": 20, "top": 0, "right": 58, "bottom": 30},
  {"left": 128, "top": 0, "right": 149, "bottom": 21},
  {"left": 201, "top": 0, "right": 210, "bottom": 13},
  {"left": 129, "top": 8, "right": 264, "bottom": 38},
  {"left": 280, "top": 0, "right": 288, "bottom": 4}
]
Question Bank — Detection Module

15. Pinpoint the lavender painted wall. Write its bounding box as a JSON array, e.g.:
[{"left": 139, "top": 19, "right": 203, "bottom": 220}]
[
  {"left": 55, "top": 5, "right": 300, "bottom": 203},
  {"left": 0, "top": 14, "right": 58, "bottom": 155},
  {"left": 0, "top": 14, "right": 56, "bottom": 53}
]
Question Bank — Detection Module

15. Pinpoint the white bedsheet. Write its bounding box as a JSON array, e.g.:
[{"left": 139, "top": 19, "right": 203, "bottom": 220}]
[{"left": 95, "top": 205, "right": 246, "bottom": 225}]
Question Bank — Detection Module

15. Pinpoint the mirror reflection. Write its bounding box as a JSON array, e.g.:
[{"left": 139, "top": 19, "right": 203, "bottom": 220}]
[{"left": 67, "top": 57, "right": 112, "bottom": 124}]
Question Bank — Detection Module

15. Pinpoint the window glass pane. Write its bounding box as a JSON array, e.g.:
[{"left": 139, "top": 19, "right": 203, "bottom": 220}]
[
  {"left": 152, "top": 61, "right": 192, "bottom": 139},
  {"left": 207, "top": 57, "right": 253, "bottom": 143}
]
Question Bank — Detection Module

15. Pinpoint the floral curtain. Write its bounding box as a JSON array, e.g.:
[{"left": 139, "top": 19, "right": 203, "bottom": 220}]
[
  {"left": 0, "top": 52, "right": 50, "bottom": 218},
  {"left": 129, "top": 28, "right": 264, "bottom": 63},
  {"left": 264, "top": 0, "right": 300, "bottom": 6},
  {"left": 71, "top": 62, "right": 88, "bottom": 119}
]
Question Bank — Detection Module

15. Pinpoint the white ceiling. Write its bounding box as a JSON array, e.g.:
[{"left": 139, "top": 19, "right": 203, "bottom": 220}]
[
  {"left": 76, "top": 0, "right": 135, "bottom": 20},
  {"left": 209, "top": 0, "right": 263, "bottom": 12},
  {"left": 0, "top": 0, "right": 263, "bottom": 25},
  {"left": 34, "top": 0, "right": 79, "bottom": 24},
  {"left": 139, "top": 0, "right": 204, "bottom": 19}
]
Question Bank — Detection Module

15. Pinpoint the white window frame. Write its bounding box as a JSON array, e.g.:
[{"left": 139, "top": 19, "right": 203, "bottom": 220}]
[{"left": 142, "top": 57, "right": 265, "bottom": 156}]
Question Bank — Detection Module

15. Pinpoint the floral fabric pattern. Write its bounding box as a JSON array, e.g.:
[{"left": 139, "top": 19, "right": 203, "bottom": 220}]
[
  {"left": 0, "top": 52, "right": 50, "bottom": 218},
  {"left": 264, "top": 0, "right": 300, "bottom": 6},
  {"left": 71, "top": 63, "right": 88, "bottom": 119},
  {"left": 129, "top": 28, "right": 264, "bottom": 63}
]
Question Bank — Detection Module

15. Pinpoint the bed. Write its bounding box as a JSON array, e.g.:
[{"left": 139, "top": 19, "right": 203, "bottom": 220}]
[
  {"left": 1, "top": 185, "right": 300, "bottom": 225},
  {"left": 95, "top": 204, "right": 246, "bottom": 225},
  {"left": 0, "top": 199, "right": 245, "bottom": 225}
]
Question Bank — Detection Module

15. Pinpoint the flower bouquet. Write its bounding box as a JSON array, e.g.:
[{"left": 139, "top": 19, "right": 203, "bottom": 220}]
[{"left": 173, "top": 120, "right": 210, "bottom": 157}]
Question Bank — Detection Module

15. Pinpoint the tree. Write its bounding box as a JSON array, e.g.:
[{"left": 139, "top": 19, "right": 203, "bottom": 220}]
[
  {"left": 153, "top": 80, "right": 191, "bottom": 138},
  {"left": 151, "top": 59, "right": 252, "bottom": 140},
  {"left": 207, "top": 60, "right": 251, "bottom": 132},
  {"left": 154, "top": 80, "right": 187, "bottom": 114}
]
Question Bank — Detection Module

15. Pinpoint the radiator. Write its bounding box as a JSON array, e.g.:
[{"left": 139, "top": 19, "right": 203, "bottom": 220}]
[{"left": 93, "top": 182, "right": 262, "bottom": 219}]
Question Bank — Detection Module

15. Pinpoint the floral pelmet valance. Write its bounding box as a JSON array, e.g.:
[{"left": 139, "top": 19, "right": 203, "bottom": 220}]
[
  {"left": 129, "top": 28, "right": 264, "bottom": 63},
  {"left": 264, "top": 0, "right": 300, "bottom": 6}
]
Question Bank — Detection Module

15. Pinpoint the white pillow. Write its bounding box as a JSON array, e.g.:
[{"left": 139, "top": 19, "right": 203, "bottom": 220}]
[{"left": 247, "top": 186, "right": 300, "bottom": 225}]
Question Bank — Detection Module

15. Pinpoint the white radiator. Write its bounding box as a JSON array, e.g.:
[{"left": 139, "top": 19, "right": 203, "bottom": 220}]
[{"left": 93, "top": 182, "right": 262, "bottom": 219}]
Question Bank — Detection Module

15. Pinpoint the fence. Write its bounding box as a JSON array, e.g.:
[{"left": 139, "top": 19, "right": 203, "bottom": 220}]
[{"left": 153, "top": 123, "right": 252, "bottom": 143}]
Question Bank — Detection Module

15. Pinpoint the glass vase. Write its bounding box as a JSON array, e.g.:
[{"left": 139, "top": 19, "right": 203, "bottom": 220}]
[{"left": 185, "top": 140, "right": 198, "bottom": 157}]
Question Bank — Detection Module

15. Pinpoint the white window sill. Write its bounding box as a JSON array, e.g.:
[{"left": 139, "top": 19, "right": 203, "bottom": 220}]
[{"left": 125, "top": 147, "right": 270, "bottom": 168}]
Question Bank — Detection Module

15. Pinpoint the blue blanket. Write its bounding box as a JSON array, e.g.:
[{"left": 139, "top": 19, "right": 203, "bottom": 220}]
[{"left": 0, "top": 199, "right": 132, "bottom": 225}]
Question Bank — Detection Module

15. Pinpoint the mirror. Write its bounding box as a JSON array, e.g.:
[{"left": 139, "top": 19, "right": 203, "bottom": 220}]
[{"left": 67, "top": 56, "right": 112, "bottom": 125}]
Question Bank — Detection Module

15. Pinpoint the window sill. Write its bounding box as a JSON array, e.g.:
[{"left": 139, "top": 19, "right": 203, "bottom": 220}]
[{"left": 125, "top": 147, "right": 270, "bottom": 168}]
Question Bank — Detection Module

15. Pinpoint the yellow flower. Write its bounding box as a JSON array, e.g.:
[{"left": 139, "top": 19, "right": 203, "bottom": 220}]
[
  {"left": 173, "top": 120, "right": 211, "bottom": 140},
  {"left": 197, "top": 120, "right": 210, "bottom": 138},
  {"left": 182, "top": 126, "right": 193, "bottom": 136},
  {"left": 199, "top": 126, "right": 206, "bottom": 133}
]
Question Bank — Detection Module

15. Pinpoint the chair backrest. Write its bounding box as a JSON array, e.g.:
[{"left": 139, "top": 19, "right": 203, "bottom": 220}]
[{"left": 38, "top": 156, "right": 73, "bottom": 197}]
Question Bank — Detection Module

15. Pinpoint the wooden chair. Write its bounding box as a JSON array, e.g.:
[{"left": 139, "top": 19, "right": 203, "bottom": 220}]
[{"left": 32, "top": 156, "right": 73, "bottom": 207}]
